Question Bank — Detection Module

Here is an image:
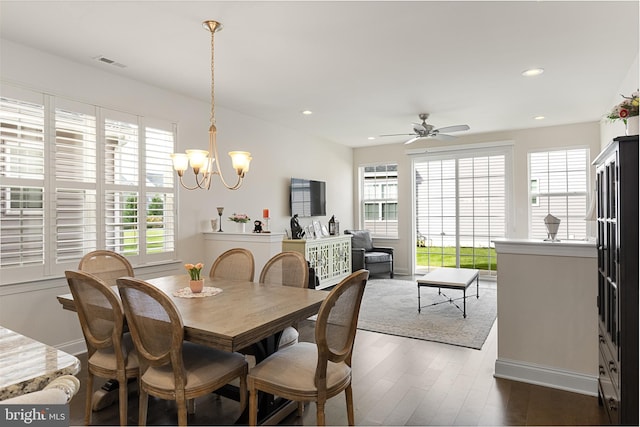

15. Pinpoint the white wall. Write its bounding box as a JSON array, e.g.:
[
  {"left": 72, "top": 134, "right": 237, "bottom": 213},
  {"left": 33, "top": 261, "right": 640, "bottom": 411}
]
[
  {"left": 0, "top": 39, "right": 353, "bottom": 351},
  {"left": 353, "top": 121, "right": 602, "bottom": 275}
]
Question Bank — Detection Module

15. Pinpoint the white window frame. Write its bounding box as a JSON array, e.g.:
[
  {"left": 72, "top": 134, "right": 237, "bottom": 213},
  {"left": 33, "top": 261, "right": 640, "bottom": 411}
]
[
  {"left": 527, "top": 147, "right": 589, "bottom": 240},
  {"left": 0, "top": 84, "right": 178, "bottom": 284},
  {"left": 359, "top": 163, "right": 398, "bottom": 238}
]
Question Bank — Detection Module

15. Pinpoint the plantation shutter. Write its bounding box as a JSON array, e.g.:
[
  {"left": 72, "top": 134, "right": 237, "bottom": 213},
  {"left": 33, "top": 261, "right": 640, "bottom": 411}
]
[
  {"left": 144, "top": 126, "right": 175, "bottom": 255},
  {"left": 0, "top": 93, "right": 46, "bottom": 268},
  {"left": 54, "top": 103, "right": 98, "bottom": 262},
  {"left": 104, "top": 114, "right": 139, "bottom": 255},
  {"left": 529, "top": 149, "right": 588, "bottom": 240}
]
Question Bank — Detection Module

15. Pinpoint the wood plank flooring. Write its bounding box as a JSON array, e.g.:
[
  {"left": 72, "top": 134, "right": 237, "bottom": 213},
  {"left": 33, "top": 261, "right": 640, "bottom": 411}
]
[{"left": 69, "top": 316, "right": 607, "bottom": 425}]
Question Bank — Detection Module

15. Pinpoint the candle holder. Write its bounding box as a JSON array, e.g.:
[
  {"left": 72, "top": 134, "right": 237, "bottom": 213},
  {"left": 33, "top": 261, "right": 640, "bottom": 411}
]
[
  {"left": 262, "top": 209, "right": 270, "bottom": 232},
  {"left": 216, "top": 207, "right": 224, "bottom": 232}
]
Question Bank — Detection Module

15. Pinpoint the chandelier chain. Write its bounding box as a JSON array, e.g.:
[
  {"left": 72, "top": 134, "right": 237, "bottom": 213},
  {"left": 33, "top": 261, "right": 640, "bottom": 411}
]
[{"left": 210, "top": 28, "right": 216, "bottom": 126}]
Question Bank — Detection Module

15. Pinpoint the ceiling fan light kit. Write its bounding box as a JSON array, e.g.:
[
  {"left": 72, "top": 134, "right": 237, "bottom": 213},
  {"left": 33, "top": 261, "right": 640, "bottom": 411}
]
[
  {"left": 170, "top": 20, "right": 252, "bottom": 191},
  {"left": 380, "top": 113, "right": 470, "bottom": 145}
]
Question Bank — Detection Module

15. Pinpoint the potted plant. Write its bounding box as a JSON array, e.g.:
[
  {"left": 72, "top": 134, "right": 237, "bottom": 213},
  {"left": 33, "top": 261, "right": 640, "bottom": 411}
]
[{"left": 608, "top": 90, "right": 639, "bottom": 136}]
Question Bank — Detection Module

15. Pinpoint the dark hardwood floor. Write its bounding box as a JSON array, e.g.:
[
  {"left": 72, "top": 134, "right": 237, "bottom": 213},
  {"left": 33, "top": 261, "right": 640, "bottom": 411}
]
[{"left": 69, "top": 315, "right": 607, "bottom": 426}]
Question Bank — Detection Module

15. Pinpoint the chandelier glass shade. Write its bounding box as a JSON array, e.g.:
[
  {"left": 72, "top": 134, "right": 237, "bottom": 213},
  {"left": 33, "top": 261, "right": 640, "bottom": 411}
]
[{"left": 171, "top": 20, "right": 251, "bottom": 190}]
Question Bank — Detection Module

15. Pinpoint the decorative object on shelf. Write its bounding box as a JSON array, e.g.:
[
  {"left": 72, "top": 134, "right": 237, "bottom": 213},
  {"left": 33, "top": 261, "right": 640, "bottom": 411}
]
[
  {"left": 228, "top": 213, "right": 250, "bottom": 233},
  {"left": 185, "top": 262, "right": 204, "bottom": 293},
  {"left": 313, "top": 220, "right": 322, "bottom": 238},
  {"left": 216, "top": 207, "right": 224, "bottom": 232},
  {"left": 328, "top": 215, "right": 339, "bottom": 235},
  {"left": 170, "top": 20, "right": 252, "bottom": 191},
  {"left": 262, "top": 208, "right": 270, "bottom": 232},
  {"left": 607, "top": 90, "right": 639, "bottom": 136},
  {"left": 253, "top": 220, "right": 263, "bottom": 233},
  {"left": 290, "top": 214, "right": 304, "bottom": 239},
  {"left": 210, "top": 218, "right": 218, "bottom": 231},
  {"left": 544, "top": 214, "right": 561, "bottom": 242}
]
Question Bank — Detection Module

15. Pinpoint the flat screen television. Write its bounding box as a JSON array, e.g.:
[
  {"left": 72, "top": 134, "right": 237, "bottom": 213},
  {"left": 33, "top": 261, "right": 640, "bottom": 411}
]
[{"left": 290, "top": 178, "right": 326, "bottom": 217}]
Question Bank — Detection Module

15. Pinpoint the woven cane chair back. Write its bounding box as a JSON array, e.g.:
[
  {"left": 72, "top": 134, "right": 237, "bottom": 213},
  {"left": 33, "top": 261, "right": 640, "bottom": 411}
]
[
  {"left": 259, "top": 251, "right": 308, "bottom": 288},
  {"left": 209, "top": 248, "right": 255, "bottom": 282},
  {"left": 78, "top": 250, "right": 134, "bottom": 287},
  {"left": 65, "top": 270, "right": 138, "bottom": 426},
  {"left": 116, "top": 277, "right": 182, "bottom": 371},
  {"left": 315, "top": 269, "right": 368, "bottom": 367}
]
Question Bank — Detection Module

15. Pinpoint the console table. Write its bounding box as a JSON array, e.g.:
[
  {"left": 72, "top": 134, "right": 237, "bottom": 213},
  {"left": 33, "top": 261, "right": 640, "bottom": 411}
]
[
  {"left": 282, "top": 235, "right": 352, "bottom": 289},
  {"left": 203, "top": 232, "right": 285, "bottom": 277}
]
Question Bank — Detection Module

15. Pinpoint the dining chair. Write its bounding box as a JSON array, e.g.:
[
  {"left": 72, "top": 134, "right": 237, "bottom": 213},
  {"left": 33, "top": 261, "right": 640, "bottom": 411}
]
[
  {"left": 259, "top": 251, "right": 309, "bottom": 349},
  {"left": 248, "top": 269, "right": 369, "bottom": 426},
  {"left": 209, "top": 248, "right": 255, "bottom": 282},
  {"left": 116, "top": 277, "right": 248, "bottom": 426},
  {"left": 78, "top": 250, "right": 134, "bottom": 287},
  {"left": 64, "top": 270, "right": 139, "bottom": 426}
]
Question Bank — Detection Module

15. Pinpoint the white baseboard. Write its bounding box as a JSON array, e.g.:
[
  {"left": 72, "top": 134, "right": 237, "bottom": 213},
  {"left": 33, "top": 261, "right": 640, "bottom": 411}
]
[
  {"left": 494, "top": 358, "right": 598, "bottom": 396},
  {"left": 57, "top": 339, "right": 86, "bottom": 356}
]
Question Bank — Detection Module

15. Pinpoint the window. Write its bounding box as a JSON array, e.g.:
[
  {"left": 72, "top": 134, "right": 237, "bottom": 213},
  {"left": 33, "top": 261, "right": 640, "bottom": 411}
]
[
  {"left": 528, "top": 148, "right": 588, "bottom": 240},
  {"left": 414, "top": 147, "right": 510, "bottom": 277},
  {"left": 0, "top": 85, "right": 177, "bottom": 282},
  {"left": 360, "top": 164, "right": 398, "bottom": 238}
]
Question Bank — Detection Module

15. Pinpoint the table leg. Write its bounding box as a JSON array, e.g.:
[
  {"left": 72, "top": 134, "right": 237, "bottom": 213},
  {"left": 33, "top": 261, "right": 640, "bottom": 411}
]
[{"left": 417, "top": 284, "right": 421, "bottom": 313}]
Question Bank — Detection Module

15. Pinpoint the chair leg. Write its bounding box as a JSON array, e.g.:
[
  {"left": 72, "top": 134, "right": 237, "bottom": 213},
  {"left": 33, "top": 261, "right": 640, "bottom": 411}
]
[
  {"left": 118, "top": 375, "right": 128, "bottom": 426},
  {"left": 249, "top": 388, "right": 258, "bottom": 426},
  {"left": 316, "top": 400, "right": 326, "bottom": 426},
  {"left": 176, "top": 390, "right": 188, "bottom": 426},
  {"left": 187, "top": 398, "right": 195, "bottom": 414},
  {"left": 297, "top": 401, "right": 304, "bottom": 417},
  {"left": 84, "top": 372, "right": 94, "bottom": 425},
  {"left": 238, "top": 373, "right": 248, "bottom": 413},
  {"left": 138, "top": 387, "right": 148, "bottom": 427},
  {"left": 345, "top": 385, "right": 355, "bottom": 426}
]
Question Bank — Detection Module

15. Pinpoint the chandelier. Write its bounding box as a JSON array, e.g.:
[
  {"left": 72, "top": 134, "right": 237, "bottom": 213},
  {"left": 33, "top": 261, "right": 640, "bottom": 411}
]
[{"left": 171, "top": 20, "right": 252, "bottom": 190}]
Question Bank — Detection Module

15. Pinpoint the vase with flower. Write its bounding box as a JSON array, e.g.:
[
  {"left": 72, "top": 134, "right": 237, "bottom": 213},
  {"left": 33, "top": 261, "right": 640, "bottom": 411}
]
[
  {"left": 228, "top": 213, "right": 250, "bottom": 233},
  {"left": 185, "top": 262, "right": 204, "bottom": 293},
  {"left": 608, "top": 90, "right": 639, "bottom": 136}
]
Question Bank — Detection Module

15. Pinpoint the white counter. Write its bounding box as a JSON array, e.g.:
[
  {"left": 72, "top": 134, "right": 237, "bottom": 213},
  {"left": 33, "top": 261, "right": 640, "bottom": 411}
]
[{"left": 493, "top": 238, "right": 598, "bottom": 396}]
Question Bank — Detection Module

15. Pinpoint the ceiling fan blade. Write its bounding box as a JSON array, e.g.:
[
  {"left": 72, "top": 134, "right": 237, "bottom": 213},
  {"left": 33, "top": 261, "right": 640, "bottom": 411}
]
[
  {"left": 431, "top": 133, "right": 456, "bottom": 141},
  {"left": 434, "top": 124, "right": 470, "bottom": 133},
  {"left": 404, "top": 136, "right": 422, "bottom": 145},
  {"left": 379, "top": 133, "right": 417, "bottom": 137}
]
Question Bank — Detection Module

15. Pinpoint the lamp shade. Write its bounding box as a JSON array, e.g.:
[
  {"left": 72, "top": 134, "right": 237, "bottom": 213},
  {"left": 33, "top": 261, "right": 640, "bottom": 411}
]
[
  {"left": 170, "top": 153, "right": 189, "bottom": 172},
  {"left": 229, "top": 151, "right": 251, "bottom": 174}
]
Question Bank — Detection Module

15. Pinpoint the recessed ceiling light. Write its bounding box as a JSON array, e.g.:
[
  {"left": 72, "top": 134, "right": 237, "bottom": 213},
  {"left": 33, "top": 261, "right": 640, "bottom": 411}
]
[
  {"left": 534, "top": 116, "right": 545, "bottom": 120},
  {"left": 301, "top": 110, "right": 313, "bottom": 115},
  {"left": 367, "top": 136, "right": 376, "bottom": 140},
  {"left": 522, "top": 68, "right": 544, "bottom": 77}
]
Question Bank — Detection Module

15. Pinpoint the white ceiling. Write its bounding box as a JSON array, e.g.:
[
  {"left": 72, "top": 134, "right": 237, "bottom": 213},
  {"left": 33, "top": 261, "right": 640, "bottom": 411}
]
[{"left": 1, "top": 1, "right": 638, "bottom": 147}]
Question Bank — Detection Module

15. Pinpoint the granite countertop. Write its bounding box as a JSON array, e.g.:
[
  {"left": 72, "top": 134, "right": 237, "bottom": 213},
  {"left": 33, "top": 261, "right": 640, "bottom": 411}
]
[{"left": 0, "top": 326, "right": 80, "bottom": 400}]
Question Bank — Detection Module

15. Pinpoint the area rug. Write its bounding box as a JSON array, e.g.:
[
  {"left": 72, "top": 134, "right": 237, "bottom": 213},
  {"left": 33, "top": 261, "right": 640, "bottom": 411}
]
[{"left": 356, "top": 278, "right": 496, "bottom": 350}]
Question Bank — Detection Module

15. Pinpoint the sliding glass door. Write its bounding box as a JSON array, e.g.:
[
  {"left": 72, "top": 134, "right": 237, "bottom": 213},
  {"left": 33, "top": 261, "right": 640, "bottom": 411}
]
[{"left": 413, "top": 147, "right": 509, "bottom": 277}]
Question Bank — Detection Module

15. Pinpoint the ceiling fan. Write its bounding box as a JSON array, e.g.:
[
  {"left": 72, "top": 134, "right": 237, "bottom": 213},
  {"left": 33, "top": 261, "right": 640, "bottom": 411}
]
[{"left": 380, "top": 113, "right": 470, "bottom": 144}]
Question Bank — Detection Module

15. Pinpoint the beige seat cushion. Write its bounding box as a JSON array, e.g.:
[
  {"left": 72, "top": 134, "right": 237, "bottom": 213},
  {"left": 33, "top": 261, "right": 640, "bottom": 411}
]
[
  {"left": 278, "top": 326, "right": 299, "bottom": 349},
  {"left": 88, "top": 332, "right": 139, "bottom": 371},
  {"left": 142, "top": 342, "right": 246, "bottom": 390},
  {"left": 249, "top": 342, "right": 350, "bottom": 394}
]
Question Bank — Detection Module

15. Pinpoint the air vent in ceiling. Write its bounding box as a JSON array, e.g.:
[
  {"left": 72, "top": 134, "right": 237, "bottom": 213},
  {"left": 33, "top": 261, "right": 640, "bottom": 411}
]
[{"left": 93, "top": 55, "right": 127, "bottom": 68}]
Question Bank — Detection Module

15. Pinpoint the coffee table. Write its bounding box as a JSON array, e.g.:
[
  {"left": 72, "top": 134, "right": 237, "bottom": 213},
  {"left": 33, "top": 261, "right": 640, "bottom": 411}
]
[{"left": 417, "top": 268, "right": 480, "bottom": 318}]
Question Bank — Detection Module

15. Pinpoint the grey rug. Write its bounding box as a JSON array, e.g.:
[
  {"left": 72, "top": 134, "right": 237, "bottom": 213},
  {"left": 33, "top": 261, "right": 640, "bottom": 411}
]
[{"left": 356, "top": 278, "right": 496, "bottom": 350}]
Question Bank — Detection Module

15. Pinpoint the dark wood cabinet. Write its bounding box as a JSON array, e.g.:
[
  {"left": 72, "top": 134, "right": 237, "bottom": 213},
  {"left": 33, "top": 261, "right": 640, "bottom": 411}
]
[{"left": 593, "top": 135, "right": 638, "bottom": 425}]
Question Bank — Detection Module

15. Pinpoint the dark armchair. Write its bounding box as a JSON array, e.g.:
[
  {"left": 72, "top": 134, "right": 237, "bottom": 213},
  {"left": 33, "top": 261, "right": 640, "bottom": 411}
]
[{"left": 345, "top": 229, "right": 394, "bottom": 278}]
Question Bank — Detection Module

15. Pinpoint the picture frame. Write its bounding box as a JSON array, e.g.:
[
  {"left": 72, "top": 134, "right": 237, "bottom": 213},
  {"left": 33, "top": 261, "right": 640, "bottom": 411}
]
[
  {"left": 313, "top": 221, "right": 322, "bottom": 238},
  {"left": 321, "top": 224, "right": 330, "bottom": 237}
]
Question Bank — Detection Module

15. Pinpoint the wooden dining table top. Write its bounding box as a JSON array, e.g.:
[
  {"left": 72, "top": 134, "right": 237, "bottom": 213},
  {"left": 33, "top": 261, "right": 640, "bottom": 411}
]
[{"left": 57, "top": 274, "right": 328, "bottom": 353}]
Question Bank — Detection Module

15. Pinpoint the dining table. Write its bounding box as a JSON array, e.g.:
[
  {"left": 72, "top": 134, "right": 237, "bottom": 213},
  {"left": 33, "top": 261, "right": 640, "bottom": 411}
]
[{"left": 56, "top": 273, "right": 328, "bottom": 424}]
